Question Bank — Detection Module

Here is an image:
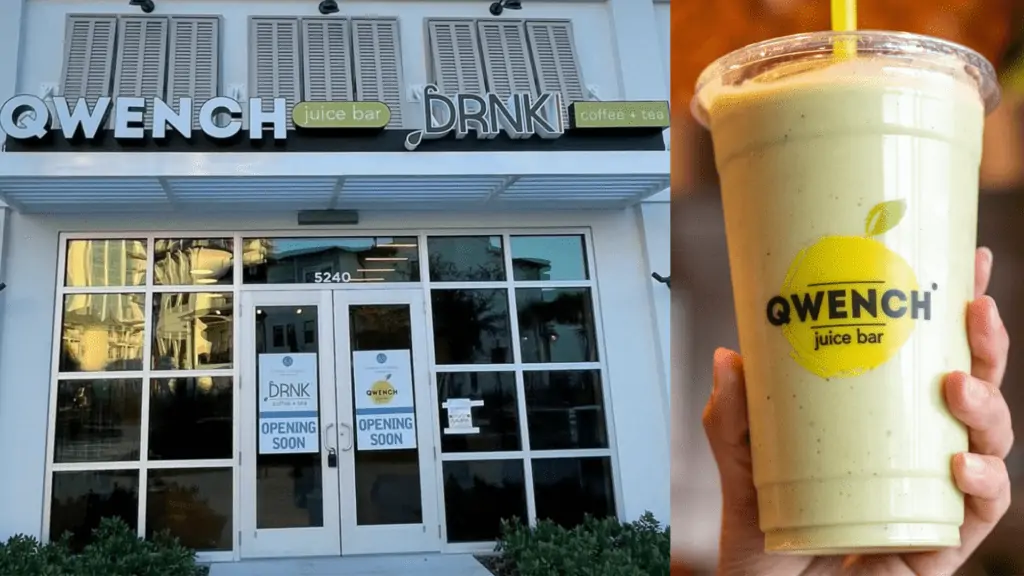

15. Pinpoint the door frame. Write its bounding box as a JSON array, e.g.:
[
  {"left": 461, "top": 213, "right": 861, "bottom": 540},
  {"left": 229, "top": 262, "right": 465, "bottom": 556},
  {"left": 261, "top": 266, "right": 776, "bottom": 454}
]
[
  {"left": 238, "top": 289, "right": 342, "bottom": 559},
  {"left": 333, "top": 288, "right": 442, "bottom": 554}
]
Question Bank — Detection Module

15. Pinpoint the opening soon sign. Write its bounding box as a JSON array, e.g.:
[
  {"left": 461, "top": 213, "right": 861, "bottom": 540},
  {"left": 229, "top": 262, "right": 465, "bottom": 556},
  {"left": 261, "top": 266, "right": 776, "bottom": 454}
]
[
  {"left": 352, "top": 350, "right": 416, "bottom": 451},
  {"left": 258, "top": 353, "right": 320, "bottom": 454}
]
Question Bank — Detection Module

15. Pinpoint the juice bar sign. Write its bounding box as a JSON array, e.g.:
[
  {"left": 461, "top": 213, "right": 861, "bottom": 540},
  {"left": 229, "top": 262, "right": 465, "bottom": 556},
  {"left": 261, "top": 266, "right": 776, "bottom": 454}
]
[{"left": 0, "top": 85, "right": 564, "bottom": 146}]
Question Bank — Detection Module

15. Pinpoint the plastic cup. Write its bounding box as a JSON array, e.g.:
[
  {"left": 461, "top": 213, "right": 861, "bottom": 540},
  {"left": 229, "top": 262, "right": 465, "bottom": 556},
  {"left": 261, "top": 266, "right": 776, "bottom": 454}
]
[{"left": 691, "top": 31, "right": 1000, "bottom": 554}]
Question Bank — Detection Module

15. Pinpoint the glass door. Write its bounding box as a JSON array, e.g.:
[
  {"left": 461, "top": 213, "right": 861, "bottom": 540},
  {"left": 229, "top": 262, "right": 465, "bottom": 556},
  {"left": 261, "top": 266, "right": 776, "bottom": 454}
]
[
  {"left": 333, "top": 289, "right": 441, "bottom": 554},
  {"left": 239, "top": 290, "right": 341, "bottom": 558}
]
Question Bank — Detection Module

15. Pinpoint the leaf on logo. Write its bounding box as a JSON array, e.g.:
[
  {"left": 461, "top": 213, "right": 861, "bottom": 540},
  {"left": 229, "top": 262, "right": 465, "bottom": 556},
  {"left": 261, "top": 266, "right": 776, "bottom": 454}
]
[
  {"left": 865, "top": 199, "right": 907, "bottom": 236},
  {"left": 385, "top": 373, "right": 392, "bottom": 380}
]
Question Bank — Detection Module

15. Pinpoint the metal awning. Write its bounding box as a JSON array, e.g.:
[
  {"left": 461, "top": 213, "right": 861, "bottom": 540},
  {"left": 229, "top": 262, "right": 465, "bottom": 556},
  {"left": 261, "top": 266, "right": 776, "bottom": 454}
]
[{"left": 0, "top": 150, "right": 669, "bottom": 213}]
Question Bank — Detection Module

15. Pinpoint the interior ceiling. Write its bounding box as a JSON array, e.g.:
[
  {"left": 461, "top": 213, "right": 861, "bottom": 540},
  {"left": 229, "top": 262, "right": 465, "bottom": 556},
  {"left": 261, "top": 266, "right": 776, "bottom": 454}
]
[{"left": 0, "top": 174, "right": 671, "bottom": 214}]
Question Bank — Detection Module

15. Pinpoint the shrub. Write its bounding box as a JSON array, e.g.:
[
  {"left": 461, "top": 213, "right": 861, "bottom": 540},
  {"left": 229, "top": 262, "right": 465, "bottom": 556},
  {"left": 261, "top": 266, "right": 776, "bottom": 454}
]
[
  {"left": 489, "top": 511, "right": 670, "bottom": 576},
  {"left": 0, "top": 517, "right": 209, "bottom": 576}
]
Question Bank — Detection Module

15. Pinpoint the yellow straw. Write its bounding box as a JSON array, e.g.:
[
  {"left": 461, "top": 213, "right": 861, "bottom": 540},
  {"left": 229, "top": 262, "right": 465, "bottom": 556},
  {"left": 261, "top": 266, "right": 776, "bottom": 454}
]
[{"left": 830, "top": 0, "right": 857, "bottom": 60}]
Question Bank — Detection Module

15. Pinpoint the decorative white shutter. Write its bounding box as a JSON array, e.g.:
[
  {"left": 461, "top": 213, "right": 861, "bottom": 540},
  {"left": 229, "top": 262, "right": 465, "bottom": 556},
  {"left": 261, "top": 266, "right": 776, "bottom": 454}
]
[
  {"left": 167, "top": 17, "right": 220, "bottom": 130},
  {"left": 60, "top": 16, "right": 117, "bottom": 126},
  {"left": 249, "top": 18, "right": 301, "bottom": 128},
  {"left": 352, "top": 18, "right": 404, "bottom": 129},
  {"left": 477, "top": 21, "right": 535, "bottom": 99},
  {"left": 301, "top": 18, "right": 353, "bottom": 102},
  {"left": 112, "top": 17, "right": 169, "bottom": 129},
  {"left": 526, "top": 21, "right": 585, "bottom": 125},
  {"left": 426, "top": 20, "right": 485, "bottom": 95}
]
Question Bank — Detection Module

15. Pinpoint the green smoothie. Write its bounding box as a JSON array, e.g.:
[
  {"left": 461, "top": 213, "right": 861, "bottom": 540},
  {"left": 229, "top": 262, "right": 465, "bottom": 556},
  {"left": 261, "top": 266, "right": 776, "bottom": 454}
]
[{"left": 693, "top": 32, "right": 999, "bottom": 554}]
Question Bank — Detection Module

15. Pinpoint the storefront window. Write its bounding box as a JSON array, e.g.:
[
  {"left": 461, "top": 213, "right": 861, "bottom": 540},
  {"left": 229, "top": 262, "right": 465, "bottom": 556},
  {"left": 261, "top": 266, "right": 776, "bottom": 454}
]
[
  {"left": 429, "top": 234, "right": 615, "bottom": 543},
  {"left": 242, "top": 237, "right": 420, "bottom": 284},
  {"left": 50, "top": 237, "right": 235, "bottom": 552}
]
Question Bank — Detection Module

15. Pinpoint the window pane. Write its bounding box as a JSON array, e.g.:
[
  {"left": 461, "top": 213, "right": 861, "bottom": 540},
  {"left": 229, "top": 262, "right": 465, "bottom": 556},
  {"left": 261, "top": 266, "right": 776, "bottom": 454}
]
[
  {"left": 60, "top": 294, "right": 145, "bottom": 372},
  {"left": 437, "top": 372, "right": 520, "bottom": 453},
  {"left": 149, "top": 377, "right": 232, "bottom": 460},
  {"left": 516, "top": 288, "right": 598, "bottom": 363},
  {"left": 243, "top": 237, "right": 420, "bottom": 284},
  {"left": 54, "top": 378, "right": 142, "bottom": 463},
  {"left": 524, "top": 370, "right": 607, "bottom": 450},
  {"left": 146, "top": 468, "right": 233, "bottom": 551},
  {"left": 442, "top": 460, "right": 526, "bottom": 543},
  {"left": 511, "top": 235, "right": 588, "bottom": 281},
  {"left": 50, "top": 470, "right": 139, "bottom": 551},
  {"left": 154, "top": 238, "right": 234, "bottom": 286},
  {"left": 152, "top": 293, "right": 233, "bottom": 370},
  {"left": 532, "top": 457, "right": 615, "bottom": 528},
  {"left": 65, "top": 239, "right": 147, "bottom": 288},
  {"left": 255, "top": 306, "right": 324, "bottom": 529},
  {"left": 427, "top": 236, "right": 505, "bottom": 282},
  {"left": 431, "top": 289, "right": 512, "bottom": 364}
]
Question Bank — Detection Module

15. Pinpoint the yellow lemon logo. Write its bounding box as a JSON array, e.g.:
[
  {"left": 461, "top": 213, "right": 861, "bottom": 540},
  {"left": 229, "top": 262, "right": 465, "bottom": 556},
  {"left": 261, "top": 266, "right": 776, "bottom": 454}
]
[
  {"left": 766, "top": 200, "right": 936, "bottom": 379},
  {"left": 367, "top": 377, "right": 397, "bottom": 405}
]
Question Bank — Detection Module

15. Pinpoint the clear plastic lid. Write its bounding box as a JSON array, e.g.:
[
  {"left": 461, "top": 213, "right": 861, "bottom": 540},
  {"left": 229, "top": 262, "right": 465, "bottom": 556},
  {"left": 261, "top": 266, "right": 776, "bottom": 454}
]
[{"left": 691, "top": 30, "right": 1001, "bottom": 128}]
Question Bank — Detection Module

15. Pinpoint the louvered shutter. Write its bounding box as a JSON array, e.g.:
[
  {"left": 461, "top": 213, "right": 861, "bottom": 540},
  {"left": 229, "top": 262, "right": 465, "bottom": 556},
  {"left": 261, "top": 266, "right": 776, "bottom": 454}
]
[
  {"left": 301, "top": 18, "right": 353, "bottom": 102},
  {"left": 477, "top": 21, "right": 535, "bottom": 99},
  {"left": 60, "top": 16, "right": 117, "bottom": 126},
  {"left": 249, "top": 18, "right": 301, "bottom": 128},
  {"left": 112, "top": 17, "right": 169, "bottom": 129},
  {"left": 426, "top": 21, "right": 485, "bottom": 95},
  {"left": 352, "top": 18, "right": 404, "bottom": 129},
  {"left": 526, "top": 21, "right": 585, "bottom": 126},
  {"left": 167, "top": 17, "right": 220, "bottom": 130}
]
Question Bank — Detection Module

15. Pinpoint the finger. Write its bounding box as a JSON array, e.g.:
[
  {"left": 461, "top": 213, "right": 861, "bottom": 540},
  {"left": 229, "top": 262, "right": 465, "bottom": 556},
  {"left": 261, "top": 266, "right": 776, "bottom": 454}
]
[
  {"left": 702, "top": 349, "right": 762, "bottom": 543},
  {"left": 974, "top": 247, "right": 993, "bottom": 298},
  {"left": 944, "top": 372, "right": 1015, "bottom": 459},
  {"left": 968, "top": 296, "right": 1010, "bottom": 387},
  {"left": 904, "top": 453, "right": 1011, "bottom": 574}
]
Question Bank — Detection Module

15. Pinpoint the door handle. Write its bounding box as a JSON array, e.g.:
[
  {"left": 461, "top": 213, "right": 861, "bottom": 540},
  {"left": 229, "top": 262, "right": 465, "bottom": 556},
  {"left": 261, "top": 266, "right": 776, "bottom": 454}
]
[
  {"left": 339, "top": 422, "right": 354, "bottom": 451},
  {"left": 324, "top": 423, "right": 336, "bottom": 451}
]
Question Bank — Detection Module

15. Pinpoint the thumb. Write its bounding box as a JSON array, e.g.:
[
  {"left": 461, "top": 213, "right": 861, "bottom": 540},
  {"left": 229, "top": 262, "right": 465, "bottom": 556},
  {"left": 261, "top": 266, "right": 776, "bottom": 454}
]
[{"left": 702, "top": 348, "right": 763, "bottom": 549}]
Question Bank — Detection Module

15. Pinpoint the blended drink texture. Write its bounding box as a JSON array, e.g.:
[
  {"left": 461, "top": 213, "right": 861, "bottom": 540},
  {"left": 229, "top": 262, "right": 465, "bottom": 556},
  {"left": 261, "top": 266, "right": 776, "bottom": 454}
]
[{"left": 701, "top": 56, "right": 986, "bottom": 554}]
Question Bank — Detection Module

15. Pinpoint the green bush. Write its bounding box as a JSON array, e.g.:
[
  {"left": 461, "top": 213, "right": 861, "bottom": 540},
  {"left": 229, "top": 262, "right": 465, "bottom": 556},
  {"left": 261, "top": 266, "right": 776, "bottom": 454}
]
[
  {"left": 490, "top": 511, "right": 670, "bottom": 576},
  {"left": 0, "top": 517, "right": 209, "bottom": 576}
]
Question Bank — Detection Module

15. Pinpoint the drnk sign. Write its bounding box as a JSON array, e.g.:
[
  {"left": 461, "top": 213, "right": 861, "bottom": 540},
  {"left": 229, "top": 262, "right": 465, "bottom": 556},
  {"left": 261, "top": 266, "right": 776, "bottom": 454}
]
[{"left": 258, "top": 354, "right": 321, "bottom": 455}]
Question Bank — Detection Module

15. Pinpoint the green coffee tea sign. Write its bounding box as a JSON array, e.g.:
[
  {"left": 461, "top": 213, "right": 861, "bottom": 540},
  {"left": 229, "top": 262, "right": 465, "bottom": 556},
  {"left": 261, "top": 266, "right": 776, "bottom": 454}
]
[
  {"left": 292, "top": 101, "right": 391, "bottom": 129},
  {"left": 571, "top": 101, "right": 670, "bottom": 129}
]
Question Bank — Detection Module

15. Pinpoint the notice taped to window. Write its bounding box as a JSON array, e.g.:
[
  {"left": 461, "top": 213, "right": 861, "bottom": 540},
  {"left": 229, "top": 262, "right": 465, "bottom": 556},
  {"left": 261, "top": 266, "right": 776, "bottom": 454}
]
[
  {"left": 353, "top": 350, "right": 416, "bottom": 451},
  {"left": 258, "top": 353, "right": 320, "bottom": 454}
]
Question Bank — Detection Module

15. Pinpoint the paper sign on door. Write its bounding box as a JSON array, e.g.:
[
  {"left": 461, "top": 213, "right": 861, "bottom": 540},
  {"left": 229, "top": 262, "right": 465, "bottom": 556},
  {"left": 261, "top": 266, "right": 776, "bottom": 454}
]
[
  {"left": 352, "top": 350, "right": 416, "bottom": 451},
  {"left": 258, "top": 353, "right": 320, "bottom": 454}
]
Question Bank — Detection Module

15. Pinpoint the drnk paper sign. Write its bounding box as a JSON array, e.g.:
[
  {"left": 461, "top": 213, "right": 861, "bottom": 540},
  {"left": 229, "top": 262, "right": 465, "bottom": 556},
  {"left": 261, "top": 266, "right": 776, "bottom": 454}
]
[
  {"left": 352, "top": 350, "right": 415, "bottom": 451},
  {"left": 258, "top": 353, "right": 320, "bottom": 454}
]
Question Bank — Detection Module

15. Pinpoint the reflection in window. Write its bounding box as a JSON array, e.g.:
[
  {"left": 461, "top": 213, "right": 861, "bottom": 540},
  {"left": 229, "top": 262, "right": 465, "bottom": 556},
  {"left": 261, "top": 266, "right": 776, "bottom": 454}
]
[
  {"left": 442, "top": 460, "right": 526, "bottom": 543},
  {"left": 431, "top": 289, "right": 512, "bottom": 364},
  {"left": 154, "top": 238, "right": 234, "bottom": 286},
  {"left": 60, "top": 294, "right": 146, "bottom": 372},
  {"left": 64, "top": 239, "right": 147, "bottom": 288},
  {"left": 146, "top": 468, "right": 233, "bottom": 551},
  {"left": 437, "top": 372, "right": 520, "bottom": 452},
  {"left": 50, "top": 470, "right": 139, "bottom": 551},
  {"left": 53, "top": 379, "right": 142, "bottom": 463},
  {"left": 151, "top": 293, "right": 234, "bottom": 370},
  {"left": 242, "top": 237, "right": 419, "bottom": 284},
  {"left": 516, "top": 288, "right": 598, "bottom": 363},
  {"left": 510, "top": 235, "right": 589, "bottom": 281},
  {"left": 532, "top": 457, "right": 615, "bottom": 528},
  {"left": 524, "top": 371, "right": 607, "bottom": 450},
  {"left": 427, "top": 236, "right": 505, "bottom": 282},
  {"left": 149, "top": 377, "right": 232, "bottom": 460}
]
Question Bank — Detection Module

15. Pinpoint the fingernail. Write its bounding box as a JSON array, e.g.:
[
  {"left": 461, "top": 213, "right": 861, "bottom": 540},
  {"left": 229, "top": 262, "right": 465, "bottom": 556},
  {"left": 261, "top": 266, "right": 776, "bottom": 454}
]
[
  {"left": 962, "top": 453, "right": 986, "bottom": 476},
  {"left": 988, "top": 297, "right": 1001, "bottom": 327},
  {"left": 980, "top": 246, "right": 994, "bottom": 267}
]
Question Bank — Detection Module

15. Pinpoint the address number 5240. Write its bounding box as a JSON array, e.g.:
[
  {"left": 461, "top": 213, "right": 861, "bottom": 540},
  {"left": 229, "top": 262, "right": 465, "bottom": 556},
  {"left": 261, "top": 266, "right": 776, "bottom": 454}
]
[{"left": 312, "top": 272, "right": 353, "bottom": 283}]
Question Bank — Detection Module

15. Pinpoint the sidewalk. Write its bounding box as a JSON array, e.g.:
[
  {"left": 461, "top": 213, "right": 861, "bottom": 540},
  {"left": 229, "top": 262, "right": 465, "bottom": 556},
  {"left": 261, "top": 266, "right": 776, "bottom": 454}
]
[{"left": 208, "top": 553, "right": 492, "bottom": 576}]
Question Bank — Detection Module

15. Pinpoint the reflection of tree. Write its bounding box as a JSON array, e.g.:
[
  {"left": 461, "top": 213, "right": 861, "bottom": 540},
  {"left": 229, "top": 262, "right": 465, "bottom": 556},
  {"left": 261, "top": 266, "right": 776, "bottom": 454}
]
[
  {"left": 532, "top": 460, "right": 614, "bottom": 529},
  {"left": 54, "top": 380, "right": 142, "bottom": 462},
  {"left": 443, "top": 468, "right": 526, "bottom": 542},
  {"left": 516, "top": 289, "right": 595, "bottom": 363},
  {"left": 148, "top": 378, "right": 232, "bottom": 460},
  {"left": 148, "top": 477, "right": 230, "bottom": 550},
  {"left": 429, "top": 251, "right": 511, "bottom": 364},
  {"left": 50, "top": 478, "right": 138, "bottom": 552}
]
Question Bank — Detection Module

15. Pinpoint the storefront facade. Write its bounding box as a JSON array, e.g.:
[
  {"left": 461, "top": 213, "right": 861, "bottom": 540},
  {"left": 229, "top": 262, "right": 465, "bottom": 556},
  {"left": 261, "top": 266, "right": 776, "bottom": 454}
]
[{"left": 0, "top": 0, "right": 670, "bottom": 563}]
